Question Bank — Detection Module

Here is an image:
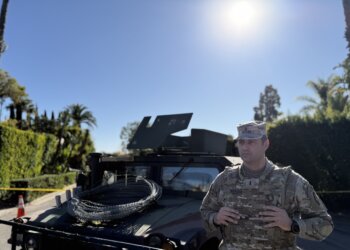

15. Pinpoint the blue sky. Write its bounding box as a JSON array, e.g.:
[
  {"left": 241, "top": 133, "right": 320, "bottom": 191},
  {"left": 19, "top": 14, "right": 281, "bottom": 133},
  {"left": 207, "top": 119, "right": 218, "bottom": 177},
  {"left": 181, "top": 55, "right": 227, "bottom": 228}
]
[{"left": 0, "top": 0, "right": 347, "bottom": 153}]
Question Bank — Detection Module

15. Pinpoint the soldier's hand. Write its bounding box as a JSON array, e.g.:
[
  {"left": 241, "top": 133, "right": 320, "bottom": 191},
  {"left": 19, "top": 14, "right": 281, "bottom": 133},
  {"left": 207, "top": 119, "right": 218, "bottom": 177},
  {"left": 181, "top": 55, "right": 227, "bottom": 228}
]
[
  {"left": 256, "top": 205, "right": 292, "bottom": 231},
  {"left": 214, "top": 207, "right": 242, "bottom": 226}
]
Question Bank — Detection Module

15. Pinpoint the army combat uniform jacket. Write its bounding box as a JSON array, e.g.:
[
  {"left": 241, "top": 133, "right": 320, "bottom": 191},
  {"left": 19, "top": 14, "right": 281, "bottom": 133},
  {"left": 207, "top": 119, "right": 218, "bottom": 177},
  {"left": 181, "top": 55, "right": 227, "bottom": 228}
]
[{"left": 200, "top": 160, "right": 333, "bottom": 250}]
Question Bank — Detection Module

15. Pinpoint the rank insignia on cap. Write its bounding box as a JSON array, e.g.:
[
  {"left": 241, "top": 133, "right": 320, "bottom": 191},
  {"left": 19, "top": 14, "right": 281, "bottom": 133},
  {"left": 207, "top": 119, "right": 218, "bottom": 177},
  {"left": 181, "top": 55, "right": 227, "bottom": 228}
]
[{"left": 237, "top": 121, "right": 266, "bottom": 139}]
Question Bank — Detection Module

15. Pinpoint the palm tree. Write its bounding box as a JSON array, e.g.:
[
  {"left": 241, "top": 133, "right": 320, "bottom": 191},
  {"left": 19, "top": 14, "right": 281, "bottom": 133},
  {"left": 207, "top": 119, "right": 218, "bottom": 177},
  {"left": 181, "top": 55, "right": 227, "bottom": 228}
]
[
  {"left": 65, "top": 104, "right": 97, "bottom": 128},
  {"left": 0, "top": 0, "right": 10, "bottom": 59},
  {"left": 15, "top": 97, "right": 35, "bottom": 127},
  {"left": 67, "top": 129, "right": 91, "bottom": 170},
  {"left": 15, "top": 97, "right": 33, "bottom": 129},
  {"left": 343, "top": 0, "right": 350, "bottom": 57},
  {"left": 56, "top": 110, "right": 71, "bottom": 143},
  {"left": 0, "top": 69, "right": 21, "bottom": 121},
  {"left": 22, "top": 100, "right": 36, "bottom": 129},
  {"left": 328, "top": 89, "right": 349, "bottom": 113},
  {"left": 5, "top": 85, "right": 28, "bottom": 128},
  {"left": 0, "top": 69, "right": 10, "bottom": 120},
  {"left": 48, "top": 107, "right": 96, "bottom": 172},
  {"left": 49, "top": 110, "right": 71, "bottom": 170},
  {"left": 298, "top": 75, "right": 339, "bottom": 116},
  {"left": 341, "top": 1, "right": 350, "bottom": 88}
]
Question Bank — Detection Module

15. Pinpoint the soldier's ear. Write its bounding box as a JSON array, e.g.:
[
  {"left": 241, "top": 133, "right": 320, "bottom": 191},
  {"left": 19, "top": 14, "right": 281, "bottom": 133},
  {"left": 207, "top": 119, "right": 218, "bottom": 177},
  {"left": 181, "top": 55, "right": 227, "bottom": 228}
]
[{"left": 264, "top": 139, "right": 270, "bottom": 150}]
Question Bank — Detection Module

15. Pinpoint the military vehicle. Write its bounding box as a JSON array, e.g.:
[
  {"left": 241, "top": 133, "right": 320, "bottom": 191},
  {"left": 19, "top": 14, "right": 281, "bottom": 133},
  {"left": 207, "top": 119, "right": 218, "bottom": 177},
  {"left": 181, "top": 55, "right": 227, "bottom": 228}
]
[{"left": 0, "top": 113, "right": 241, "bottom": 250}]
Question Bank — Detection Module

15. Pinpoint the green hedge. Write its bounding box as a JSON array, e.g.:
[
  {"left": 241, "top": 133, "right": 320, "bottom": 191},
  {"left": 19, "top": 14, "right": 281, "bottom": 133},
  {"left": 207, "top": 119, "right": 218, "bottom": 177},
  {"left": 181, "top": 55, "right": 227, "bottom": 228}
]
[
  {"left": 0, "top": 125, "right": 58, "bottom": 198},
  {"left": 267, "top": 117, "right": 350, "bottom": 190},
  {"left": 10, "top": 172, "right": 76, "bottom": 202},
  {"left": 267, "top": 117, "right": 350, "bottom": 211}
]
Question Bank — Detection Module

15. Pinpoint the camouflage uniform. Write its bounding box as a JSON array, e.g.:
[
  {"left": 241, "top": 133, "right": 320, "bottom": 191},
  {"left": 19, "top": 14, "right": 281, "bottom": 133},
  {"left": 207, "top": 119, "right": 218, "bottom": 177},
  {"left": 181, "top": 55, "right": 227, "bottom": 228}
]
[{"left": 200, "top": 159, "right": 333, "bottom": 250}]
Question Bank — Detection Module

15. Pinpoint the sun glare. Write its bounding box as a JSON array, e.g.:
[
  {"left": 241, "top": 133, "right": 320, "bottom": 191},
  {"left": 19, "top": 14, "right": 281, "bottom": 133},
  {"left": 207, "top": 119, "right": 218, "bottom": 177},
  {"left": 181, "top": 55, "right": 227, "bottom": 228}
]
[
  {"left": 223, "top": 1, "right": 257, "bottom": 31},
  {"left": 200, "top": 0, "right": 267, "bottom": 50}
]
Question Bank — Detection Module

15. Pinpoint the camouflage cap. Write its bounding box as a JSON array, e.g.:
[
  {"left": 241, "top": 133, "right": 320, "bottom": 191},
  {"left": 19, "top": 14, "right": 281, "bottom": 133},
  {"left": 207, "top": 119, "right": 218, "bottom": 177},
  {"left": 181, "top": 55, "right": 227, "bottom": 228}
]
[{"left": 237, "top": 121, "right": 267, "bottom": 140}]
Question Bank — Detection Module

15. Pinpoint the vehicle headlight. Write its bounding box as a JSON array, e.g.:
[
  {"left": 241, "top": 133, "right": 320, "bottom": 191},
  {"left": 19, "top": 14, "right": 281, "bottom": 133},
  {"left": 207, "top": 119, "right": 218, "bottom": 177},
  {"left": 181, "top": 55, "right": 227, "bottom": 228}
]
[
  {"left": 25, "top": 237, "right": 37, "bottom": 250},
  {"left": 148, "top": 234, "right": 163, "bottom": 247},
  {"left": 24, "top": 231, "right": 41, "bottom": 250},
  {"left": 146, "top": 234, "right": 176, "bottom": 250}
]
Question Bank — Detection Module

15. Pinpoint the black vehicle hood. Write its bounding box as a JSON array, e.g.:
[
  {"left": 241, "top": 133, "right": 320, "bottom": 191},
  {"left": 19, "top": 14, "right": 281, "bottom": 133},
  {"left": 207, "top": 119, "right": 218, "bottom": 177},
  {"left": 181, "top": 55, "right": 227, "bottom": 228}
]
[
  {"left": 31, "top": 194, "right": 204, "bottom": 243},
  {"left": 134, "top": 195, "right": 203, "bottom": 239}
]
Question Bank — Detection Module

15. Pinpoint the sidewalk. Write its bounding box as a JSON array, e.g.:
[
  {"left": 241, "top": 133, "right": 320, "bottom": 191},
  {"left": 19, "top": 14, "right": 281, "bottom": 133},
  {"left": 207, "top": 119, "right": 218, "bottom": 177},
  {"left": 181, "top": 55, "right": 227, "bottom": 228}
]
[{"left": 0, "top": 184, "right": 76, "bottom": 217}]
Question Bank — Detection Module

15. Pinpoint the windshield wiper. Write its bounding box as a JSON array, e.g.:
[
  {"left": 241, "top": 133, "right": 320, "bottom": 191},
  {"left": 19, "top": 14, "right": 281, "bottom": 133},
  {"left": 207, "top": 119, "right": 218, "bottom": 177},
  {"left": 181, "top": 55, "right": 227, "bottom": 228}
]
[{"left": 168, "top": 158, "right": 194, "bottom": 184}]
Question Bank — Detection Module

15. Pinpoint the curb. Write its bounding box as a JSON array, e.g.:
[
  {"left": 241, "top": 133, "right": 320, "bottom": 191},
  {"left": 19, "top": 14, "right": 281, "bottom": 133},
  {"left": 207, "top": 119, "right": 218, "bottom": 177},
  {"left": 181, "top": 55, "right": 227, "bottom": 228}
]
[
  {"left": 0, "top": 206, "right": 16, "bottom": 217},
  {"left": 29, "top": 184, "right": 76, "bottom": 206},
  {"left": 0, "top": 184, "right": 76, "bottom": 217}
]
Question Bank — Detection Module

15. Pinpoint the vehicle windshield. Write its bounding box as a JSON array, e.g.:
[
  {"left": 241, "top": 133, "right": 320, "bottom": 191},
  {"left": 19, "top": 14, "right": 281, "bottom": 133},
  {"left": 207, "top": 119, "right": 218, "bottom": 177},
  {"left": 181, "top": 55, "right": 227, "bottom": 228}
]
[
  {"left": 101, "top": 165, "right": 219, "bottom": 193},
  {"left": 162, "top": 166, "right": 219, "bottom": 192},
  {"left": 101, "top": 165, "right": 151, "bottom": 185}
]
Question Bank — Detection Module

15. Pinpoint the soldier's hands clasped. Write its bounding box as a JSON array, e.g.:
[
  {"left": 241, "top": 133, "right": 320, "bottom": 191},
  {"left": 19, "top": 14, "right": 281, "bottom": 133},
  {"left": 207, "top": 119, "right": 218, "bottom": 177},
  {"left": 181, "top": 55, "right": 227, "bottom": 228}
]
[
  {"left": 257, "top": 205, "right": 292, "bottom": 231},
  {"left": 214, "top": 207, "right": 243, "bottom": 226}
]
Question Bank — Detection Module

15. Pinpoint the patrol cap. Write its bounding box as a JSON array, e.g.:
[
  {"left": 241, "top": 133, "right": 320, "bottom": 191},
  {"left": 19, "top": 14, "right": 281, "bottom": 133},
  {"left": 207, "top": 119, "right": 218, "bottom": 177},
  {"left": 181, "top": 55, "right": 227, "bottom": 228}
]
[{"left": 236, "top": 121, "right": 267, "bottom": 140}]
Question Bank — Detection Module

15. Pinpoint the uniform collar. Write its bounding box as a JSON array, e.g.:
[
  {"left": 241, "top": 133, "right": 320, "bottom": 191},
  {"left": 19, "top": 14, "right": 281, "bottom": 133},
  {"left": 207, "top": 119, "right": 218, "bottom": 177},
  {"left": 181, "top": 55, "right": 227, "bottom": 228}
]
[{"left": 238, "top": 158, "right": 274, "bottom": 180}]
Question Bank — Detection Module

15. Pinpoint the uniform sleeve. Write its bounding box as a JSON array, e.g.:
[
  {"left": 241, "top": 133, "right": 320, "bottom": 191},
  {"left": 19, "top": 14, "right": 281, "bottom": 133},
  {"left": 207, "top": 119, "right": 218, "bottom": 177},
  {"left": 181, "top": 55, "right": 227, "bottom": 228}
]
[
  {"left": 294, "top": 176, "right": 334, "bottom": 241},
  {"left": 200, "top": 173, "right": 223, "bottom": 232}
]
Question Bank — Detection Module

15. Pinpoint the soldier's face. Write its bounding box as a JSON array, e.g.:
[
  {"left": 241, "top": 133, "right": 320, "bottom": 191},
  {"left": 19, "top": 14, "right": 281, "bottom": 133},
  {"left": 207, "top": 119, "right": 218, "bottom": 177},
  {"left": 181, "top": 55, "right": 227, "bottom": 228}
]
[{"left": 237, "top": 138, "right": 269, "bottom": 164}]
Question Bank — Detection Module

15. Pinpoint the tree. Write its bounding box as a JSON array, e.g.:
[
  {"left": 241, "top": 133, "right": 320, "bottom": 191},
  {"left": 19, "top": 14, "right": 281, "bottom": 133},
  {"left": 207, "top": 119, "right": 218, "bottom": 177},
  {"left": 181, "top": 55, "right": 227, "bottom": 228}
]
[
  {"left": 0, "top": 69, "right": 26, "bottom": 121},
  {"left": 4, "top": 77, "right": 28, "bottom": 123},
  {"left": 0, "top": 0, "right": 10, "bottom": 59},
  {"left": 120, "top": 121, "right": 140, "bottom": 152},
  {"left": 14, "top": 96, "right": 34, "bottom": 128},
  {"left": 0, "top": 69, "right": 10, "bottom": 119},
  {"left": 47, "top": 106, "right": 96, "bottom": 172},
  {"left": 66, "top": 129, "right": 94, "bottom": 171},
  {"left": 327, "top": 89, "right": 349, "bottom": 119},
  {"left": 339, "top": 1, "right": 350, "bottom": 88},
  {"left": 65, "top": 104, "right": 97, "bottom": 128},
  {"left": 2, "top": 80, "right": 29, "bottom": 127},
  {"left": 40, "top": 110, "right": 49, "bottom": 132},
  {"left": 297, "top": 75, "right": 344, "bottom": 118},
  {"left": 343, "top": 0, "right": 350, "bottom": 58},
  {"left": 16, "top": 97, "right": 34, "bottom": 129},
  {"left": 46, "top": 111, "right": 56, "bottom": 134},
  {"left": 253, "top": 85, "right": 282, "bottom": 122}
]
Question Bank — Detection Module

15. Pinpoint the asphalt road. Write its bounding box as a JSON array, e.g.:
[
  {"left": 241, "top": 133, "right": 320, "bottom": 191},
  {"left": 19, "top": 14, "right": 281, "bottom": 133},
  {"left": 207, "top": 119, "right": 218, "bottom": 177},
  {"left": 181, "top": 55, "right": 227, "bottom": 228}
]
[
  {"left": 0, "top": 190, "right": 349, "bottom": 250},
  {"left": 0, "top": 186, "right": 73, "bottom": 250}
]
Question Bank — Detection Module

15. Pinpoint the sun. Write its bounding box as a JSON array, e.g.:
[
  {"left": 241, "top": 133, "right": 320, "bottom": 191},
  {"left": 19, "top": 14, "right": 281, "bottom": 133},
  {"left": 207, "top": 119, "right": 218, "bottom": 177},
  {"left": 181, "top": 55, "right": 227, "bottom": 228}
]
[
  {"left": 200, "top": 0, "right": 265, "bottom": 48},
  {"left": 223, "top": 1, "right": 257, "bottom": 31}
]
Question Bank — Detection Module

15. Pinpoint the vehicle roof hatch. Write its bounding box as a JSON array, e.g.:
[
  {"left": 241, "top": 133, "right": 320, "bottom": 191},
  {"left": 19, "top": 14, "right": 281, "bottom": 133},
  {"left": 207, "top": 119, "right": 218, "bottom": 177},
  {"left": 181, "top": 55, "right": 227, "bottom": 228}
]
[
  {"left": 127, "top": 113, "right": 193, "bottom": 150},
  {"left": 127, "top": 113, "right": 232, "bottom": 155}
]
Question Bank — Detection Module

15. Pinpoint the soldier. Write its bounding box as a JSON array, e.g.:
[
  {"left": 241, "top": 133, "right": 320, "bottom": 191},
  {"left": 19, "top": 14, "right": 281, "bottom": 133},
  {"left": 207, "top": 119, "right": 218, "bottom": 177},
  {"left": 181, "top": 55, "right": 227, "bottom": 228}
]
[{"left": 200, "top": 121, "right": 333, "bottom": 250}]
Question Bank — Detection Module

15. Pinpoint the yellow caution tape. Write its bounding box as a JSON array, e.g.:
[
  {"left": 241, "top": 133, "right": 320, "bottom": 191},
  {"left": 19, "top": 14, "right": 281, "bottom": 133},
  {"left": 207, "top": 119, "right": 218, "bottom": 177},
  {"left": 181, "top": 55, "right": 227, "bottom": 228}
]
[
  {"left": 0, "top": 187, "right": 65, "bottom": 192},
  {"left": 316, "top": 190, "right": 350, "bottom": 194},
  {"left": 0, "top": 188, "right": 348, "bottom": 194}
]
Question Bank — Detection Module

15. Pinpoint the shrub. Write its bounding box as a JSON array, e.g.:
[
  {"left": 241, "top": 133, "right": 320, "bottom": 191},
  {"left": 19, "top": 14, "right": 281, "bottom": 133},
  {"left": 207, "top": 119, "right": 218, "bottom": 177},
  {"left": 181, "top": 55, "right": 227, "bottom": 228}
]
[
  {"left": 267, "top": 117, "right": 350, "bottom": 211},
  {"left": 0, "top": 125, "right": 57, "bottom": 198},
  {"left": 10, "top": 172, "right": 76, "bottom": 202}
]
